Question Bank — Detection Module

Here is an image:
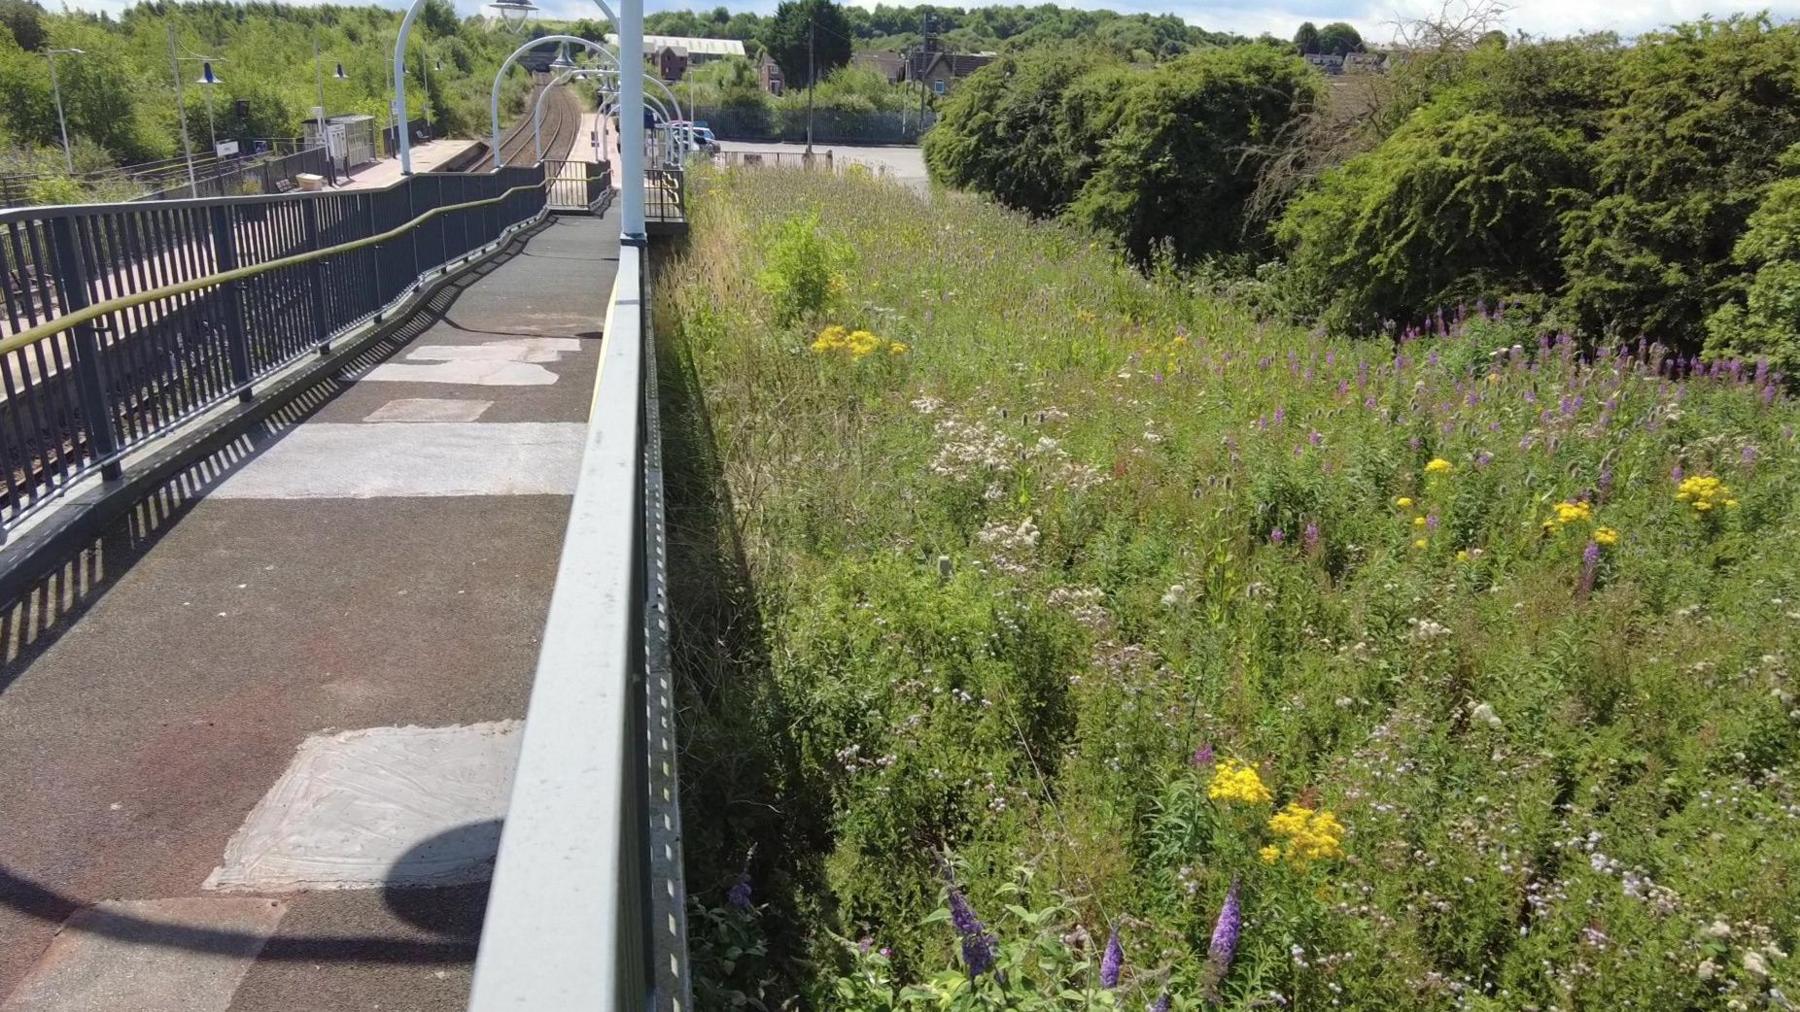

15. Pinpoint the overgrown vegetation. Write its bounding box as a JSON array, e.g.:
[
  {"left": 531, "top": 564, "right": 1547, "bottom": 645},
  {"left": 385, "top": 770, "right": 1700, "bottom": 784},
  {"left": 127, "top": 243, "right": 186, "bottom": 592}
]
[
  {"left": 926, "top": 12, "right": 1800, "bottom": 368},
  {"left": 660, "top": 166, "right": 1800, "bottom": 1008},
  {"left": 0, "top": 0, "right": 539, "bottom": 197}
]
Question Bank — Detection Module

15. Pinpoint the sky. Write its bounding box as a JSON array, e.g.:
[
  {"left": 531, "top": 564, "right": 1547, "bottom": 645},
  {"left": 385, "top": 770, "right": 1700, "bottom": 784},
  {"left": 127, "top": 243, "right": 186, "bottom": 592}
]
[{"left": 61, "top": 0, "right": 1800, "bottom": 46}]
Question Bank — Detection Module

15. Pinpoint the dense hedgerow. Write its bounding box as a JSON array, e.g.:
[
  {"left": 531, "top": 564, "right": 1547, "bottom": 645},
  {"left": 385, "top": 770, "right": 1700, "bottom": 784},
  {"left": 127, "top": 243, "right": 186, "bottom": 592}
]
[{"left": 659, "top": 166, "right": 1800, "bottom": 1010}]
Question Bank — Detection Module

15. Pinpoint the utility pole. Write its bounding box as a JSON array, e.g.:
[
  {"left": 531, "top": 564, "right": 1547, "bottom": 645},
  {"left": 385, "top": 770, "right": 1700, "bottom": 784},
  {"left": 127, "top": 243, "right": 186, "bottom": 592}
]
[
  {"left": 169, "top": 22, "right": 198, "bottom": 198},
  {"left": 804, "top": 14, "right": 815, "bottom": 157},
  {"left": 916, "top": 10, "right": 929, "bottom": 132}
]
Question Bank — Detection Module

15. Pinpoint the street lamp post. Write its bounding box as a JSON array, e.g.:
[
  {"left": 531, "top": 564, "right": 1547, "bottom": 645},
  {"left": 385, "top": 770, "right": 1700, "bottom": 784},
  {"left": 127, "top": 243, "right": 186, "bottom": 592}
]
[
  {"left": 166, "top": 23, "right": 199, "bottom": 197},
  {"left": 196, "top": 61, "right": 222, "bottom": 151},
  {"left": 44, "top": 48, "right": 83, "bottom": 175},
  {"left": 313, "top": 34, "right": 350, "bottom": 182}
]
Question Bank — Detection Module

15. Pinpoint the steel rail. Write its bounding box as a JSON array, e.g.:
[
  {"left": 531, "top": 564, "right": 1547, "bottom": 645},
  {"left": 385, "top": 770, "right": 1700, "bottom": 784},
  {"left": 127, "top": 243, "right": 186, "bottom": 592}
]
[{"left": 0, "top": 180, "right": 548, "bottom": 359}]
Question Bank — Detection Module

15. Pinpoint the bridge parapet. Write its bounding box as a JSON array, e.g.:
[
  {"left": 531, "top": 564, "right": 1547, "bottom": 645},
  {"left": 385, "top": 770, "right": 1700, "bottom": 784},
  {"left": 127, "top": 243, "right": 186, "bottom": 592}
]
[{"left": 468, "top": 240, "right": 690, "bottom": 1010}]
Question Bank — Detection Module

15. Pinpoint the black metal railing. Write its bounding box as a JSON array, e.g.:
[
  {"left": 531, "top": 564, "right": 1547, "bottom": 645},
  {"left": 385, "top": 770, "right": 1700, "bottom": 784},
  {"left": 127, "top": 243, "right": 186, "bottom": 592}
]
[
  {"left": 138, "top": 147, "right": 333, "bottom": 202},
  {"left": 0, "top": 164, "right": 549, "bottom": 533},
  {"left": 645, "top": 168, "right": 684, "bottom": 222},
  {"left": 543, "top": 160, "right": 612, "bottom": 213}
]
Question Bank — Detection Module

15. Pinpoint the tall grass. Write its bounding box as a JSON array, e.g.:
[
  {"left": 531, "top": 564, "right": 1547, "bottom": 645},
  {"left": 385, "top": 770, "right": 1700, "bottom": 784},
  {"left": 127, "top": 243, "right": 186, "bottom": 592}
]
[{"left": 658, "top": 165, "right": 1800, "bottom": 1009}]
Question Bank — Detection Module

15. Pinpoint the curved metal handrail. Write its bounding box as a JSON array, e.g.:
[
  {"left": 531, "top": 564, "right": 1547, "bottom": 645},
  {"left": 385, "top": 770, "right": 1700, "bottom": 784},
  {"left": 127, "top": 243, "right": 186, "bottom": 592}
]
[{"left": 0, "top": 180, "right": 548, "bottom": 358}]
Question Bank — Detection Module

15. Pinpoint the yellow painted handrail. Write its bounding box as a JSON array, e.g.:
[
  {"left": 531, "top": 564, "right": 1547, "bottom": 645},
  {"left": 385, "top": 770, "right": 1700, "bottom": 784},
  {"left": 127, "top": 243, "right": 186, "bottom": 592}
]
[{"left": 0, "top": 180, "right": 549, "bottom": 358}]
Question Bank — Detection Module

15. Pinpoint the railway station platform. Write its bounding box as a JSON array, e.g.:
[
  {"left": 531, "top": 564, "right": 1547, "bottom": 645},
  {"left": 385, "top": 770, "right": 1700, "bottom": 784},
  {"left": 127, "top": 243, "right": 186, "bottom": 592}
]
[{"left": 0, "top": 209, "right": 621, "bottom": 1011}]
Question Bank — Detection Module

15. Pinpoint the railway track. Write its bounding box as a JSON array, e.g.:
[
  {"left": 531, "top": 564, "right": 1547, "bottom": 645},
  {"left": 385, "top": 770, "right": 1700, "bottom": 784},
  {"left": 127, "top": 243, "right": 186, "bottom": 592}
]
[{"left": 494, "top": 81, "right": 581, "bottom": 168}]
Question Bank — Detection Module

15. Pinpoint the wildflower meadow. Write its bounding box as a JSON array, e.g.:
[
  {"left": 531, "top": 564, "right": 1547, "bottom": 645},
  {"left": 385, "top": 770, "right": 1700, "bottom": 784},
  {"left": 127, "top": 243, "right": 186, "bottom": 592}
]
[{"left": 658, "top": 165, "right": 1800, "bottom": 1010}]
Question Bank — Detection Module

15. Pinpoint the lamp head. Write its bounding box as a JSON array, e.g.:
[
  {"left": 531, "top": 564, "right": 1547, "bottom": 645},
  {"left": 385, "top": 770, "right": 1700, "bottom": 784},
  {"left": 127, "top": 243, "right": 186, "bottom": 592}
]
[
  {"left": 196, "top": 61, "right": 221, "bottom": 86},
  {"left": 334, "top": 62, "right": 349, "bottom": 80},
  {"left": 488, "top": 0, "right": 537, "bottom": 31},
  {"left": 548, "top": 41, "right": 576, "bottom": 71}
]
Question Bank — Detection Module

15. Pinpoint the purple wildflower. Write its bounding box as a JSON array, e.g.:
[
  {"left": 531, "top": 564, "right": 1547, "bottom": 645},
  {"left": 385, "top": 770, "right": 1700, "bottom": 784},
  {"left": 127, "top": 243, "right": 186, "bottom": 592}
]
[
  {"left": 1475, "top": 450, "right": 1494, "bottom": 468},
  {"left": 1578, "top": 541, "right": 1601, "bottom": 600},
  {"left": 1425, "top": 513, "right": 1440, "bottom": 532},
  {"left": 1207, "top": 878, "right": 1242, "bottom": 985},
  {"left": 948, "top": 887, "right": 983, "bottom": 937},
  {"left": 1151, "top": 993, "right": 1172, "bottom": 1012},
  {"left": 1100, "top": 928, "right": 1124, "bottom": 989},
  {"left": 1269, "top": 526, "right": 1285, "bottom": 546},
  {"left": 1742, "top": 445, "right": 1759, "bottom": 466},
  {"left": 1191, "top": 742, "right": 1215, "bottom": 767},
  {"left": 1671, "top": 462, "right": 1684, "bottom": 483},
  {"left": 727, "top": 875, "right": 753, "bottom": 910},
  {"left": 1309, "top": 429, "right": 1323, "bottom": 447},
  {"left": 961, "top": 933, "right": 996, "bottom": 975},
  {"left": 1302, "top": 521, "right": 1321, "bottom": 555}
]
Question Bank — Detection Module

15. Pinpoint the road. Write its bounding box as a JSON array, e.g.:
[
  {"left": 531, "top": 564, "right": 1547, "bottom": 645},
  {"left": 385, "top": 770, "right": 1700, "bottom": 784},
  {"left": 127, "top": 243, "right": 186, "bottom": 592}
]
[{"left": 716, "top": 140, "right": 928, "bottom": 189}]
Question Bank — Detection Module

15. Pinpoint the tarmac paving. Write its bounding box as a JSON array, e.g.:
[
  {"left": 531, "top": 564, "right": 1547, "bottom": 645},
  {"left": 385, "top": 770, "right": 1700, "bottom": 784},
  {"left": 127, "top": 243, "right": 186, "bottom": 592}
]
[{"left": 0, "top": 208, "right": 621, "bottom": 1011}]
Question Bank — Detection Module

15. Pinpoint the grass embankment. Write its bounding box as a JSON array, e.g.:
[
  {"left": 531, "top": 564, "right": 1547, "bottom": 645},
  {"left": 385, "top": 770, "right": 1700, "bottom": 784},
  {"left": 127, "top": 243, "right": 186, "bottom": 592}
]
[{"left": 657, "top": 165, "right": 1800, "bottom": 1010}]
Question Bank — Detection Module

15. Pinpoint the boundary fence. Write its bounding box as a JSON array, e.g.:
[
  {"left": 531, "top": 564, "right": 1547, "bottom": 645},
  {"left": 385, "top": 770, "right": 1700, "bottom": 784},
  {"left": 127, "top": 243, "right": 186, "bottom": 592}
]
[{"left": 0, "top": 163, "right": 549, "bottom": 535}]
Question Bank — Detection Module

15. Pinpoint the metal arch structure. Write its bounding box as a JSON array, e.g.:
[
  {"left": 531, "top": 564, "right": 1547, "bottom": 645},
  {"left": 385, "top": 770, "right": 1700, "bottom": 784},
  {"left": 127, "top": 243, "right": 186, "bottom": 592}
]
[
  {"left": 506, "top": 40, "right": 683, "bottom": 169},
  {"left": 392, "top": 0, "right": 624, "bottom": 176},
  {"left": 536, "top": 68, "right": 678, "bottom": 162}
]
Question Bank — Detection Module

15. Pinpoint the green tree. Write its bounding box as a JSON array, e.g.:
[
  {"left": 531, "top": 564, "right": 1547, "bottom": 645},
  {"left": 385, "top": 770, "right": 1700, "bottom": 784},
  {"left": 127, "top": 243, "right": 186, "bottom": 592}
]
[
  {"left": 1294, "top": 21, "right": 1320, "bottom": 55},
  {"left": 762, "top": 0, "right": 852, "bottom": 88},
  {"left": 1558, "top": 16, "right": 1800, "bottom": 341},
  {"left": 922, "top": 44, "right": 1119, "bottom": 216},
  {"left": 1705, "top": 144, "right": 1800, "bottom": 375},
  {"left": 1277, "top": 105, "right": 1591, "bottom": 332},
  {"left": 1316, "top": 22, "right": 1364, "bottom": 56},
  {"left": 1068, "top": 44, "right": 1319, "bottom": 262},
  {"left": 0, "top": 0, "right": 44, "bottom": 51}
]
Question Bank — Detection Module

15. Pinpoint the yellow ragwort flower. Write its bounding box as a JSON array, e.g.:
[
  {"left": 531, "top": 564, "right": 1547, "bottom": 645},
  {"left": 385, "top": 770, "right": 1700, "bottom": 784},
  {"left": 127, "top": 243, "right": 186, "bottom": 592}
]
[
  {"left": 1413, "top": 516, "right": 1427, "bottom": 528},
  {"left": 1543, "top": 500, "right": 1594, "bottom": 530},
  {"left": 1425, "top": 458, "right": 1454, "bottom": 475},
  {"left": 1593, "top": 527, "right": 1619, "bottom": 546},
  {"left": 847, "top": 330, "right": 883, "bottom": 358},
  {"left": 1267, "top": 803, "right": 1346, "bottom": 866},
  {"left": 1676, "top": 475, "right": 1733, "bottom": 513},
  {"left": 886, "top": 341, "right": 910, "bottom": 356},
  {"left": 1413, "top": 538, "right": 1429, "bottom": 549},
  {"left": 1208, "top": 758, "right": 1273, "bottom": 806},
  {"left": 810, "top": 324, "right": 849, "bottom": 354},
  {"left": 1395, "top": 497, "right": 1415, "bottom": 509},
  {"left": 1260, "top": 845, "right": 1281, "bottom": 865}
]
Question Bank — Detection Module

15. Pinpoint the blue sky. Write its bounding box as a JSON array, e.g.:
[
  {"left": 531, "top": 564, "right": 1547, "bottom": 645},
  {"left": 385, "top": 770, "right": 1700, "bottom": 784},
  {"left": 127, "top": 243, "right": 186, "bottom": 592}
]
[{"left": 64, "top": 0, "right": 1800, "bottom": 46}]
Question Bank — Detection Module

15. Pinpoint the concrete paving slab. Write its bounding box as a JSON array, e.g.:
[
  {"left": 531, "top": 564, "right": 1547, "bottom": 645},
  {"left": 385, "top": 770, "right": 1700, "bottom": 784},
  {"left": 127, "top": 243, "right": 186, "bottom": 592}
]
[
  {"left": 207, "top": 422, "right": 586, "bottom": 499},
  {"left": 405, "top": 338, "right": 585, "bottom": 363},
  {"left": 364, "top": 398, "right": 492, "bottom": 423},
  {"left": 205, "top": 721, "right": 521, "bottom": 893},
  {"left": 224, "top": 886, "right": 485, "bottom": 1012},
  {"left": 0, "top": 896, "right": 287, "bottom": 1012},
  {"left": 359, "top": 359, "right": 562, "bottom": 386}
]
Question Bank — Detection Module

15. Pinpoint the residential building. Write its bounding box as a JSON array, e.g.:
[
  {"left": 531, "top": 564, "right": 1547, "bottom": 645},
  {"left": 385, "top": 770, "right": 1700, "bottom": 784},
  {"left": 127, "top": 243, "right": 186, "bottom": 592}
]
[
  {"left": 909, "top": 51, "right": 996, "bottom": 96},
  {"left": 758, "top": 52, "right": 784, "bottom": 95},
  {"left": 656, "top": 44, "right": 689, "bottom": 81},
  {"left": 852, "top": 51, "right": 908, "bottom": 85}
]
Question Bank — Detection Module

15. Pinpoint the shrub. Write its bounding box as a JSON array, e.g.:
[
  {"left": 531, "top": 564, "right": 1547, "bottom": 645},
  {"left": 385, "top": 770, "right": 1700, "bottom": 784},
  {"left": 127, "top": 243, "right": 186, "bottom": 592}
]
[
  {"left": 756, "top": 209, "right": 852, "bottom": 326},
  {"left": 1067, "top": 45, "right": 1319, "bottom": 263}
]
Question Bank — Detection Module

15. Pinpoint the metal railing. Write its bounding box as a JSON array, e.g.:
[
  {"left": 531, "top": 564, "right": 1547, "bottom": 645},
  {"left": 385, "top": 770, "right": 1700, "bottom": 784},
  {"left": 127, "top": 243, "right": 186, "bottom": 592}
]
[
  {"left": 0, "top": 163, "right": 550, "bottom": 534},
  {"left": 469, "top": 241, "right": 690, "bottom": 1011},
  {"left": 646, "top": 168, "right": 685, "bottom": 223},
  {"left": 137, "top": 147, "right": 333, "bottom": 202},
  {"left": 543, "top": 160, "right": 613, "bottom": 213}
]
